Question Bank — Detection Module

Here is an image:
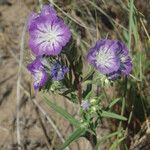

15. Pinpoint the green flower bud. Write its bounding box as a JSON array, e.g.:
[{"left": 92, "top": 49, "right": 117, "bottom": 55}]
[
  {"left": 90, "top": 106, "right": 97, "bottom": 113},
  {"left": 90, "top": 98, "right": 97, "bottom": 105},
  {"left": 81, "top": 122, "right": 88, "bottom": 128},
  {"left": 104, "top": 78, "right": 109, "bottom": 84}
]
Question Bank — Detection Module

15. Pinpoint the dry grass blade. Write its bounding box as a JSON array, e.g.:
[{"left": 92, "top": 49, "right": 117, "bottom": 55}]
[
  {"left": 16, "top": 22, "right": 27, "bottom": 149},
  {"left": 22, "top": 87, "right": 70, "bottom": 150},
  {"left": 38, "top": 0, "right": 43, "bottom": 9},
  {"left": 32, "top": 98, "right": 70, "bottom": 150},
  {"left": 7, "top": 44, "right": 69, "bottom": 150},
  {"left": 140, "top": 18, "right": 150, "bottom": 40},
  {"left": 48, "top": 0, "right": 96, "bottom": 32}
]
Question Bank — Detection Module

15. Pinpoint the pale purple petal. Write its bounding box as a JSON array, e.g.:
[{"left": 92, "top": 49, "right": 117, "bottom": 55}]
[
  {"left": 107, "top": 71, "right": 121, "bottom": 80},
  {"left": 27, "top": 57, "right": 43, "bottom": 73},
  {"left": 29, "top": 15, "right": 71, "bottom": 56},
  {"left": 27, "top": 5, "right": 57, "bottom": 31},
  {"left": 41, "top": 5, "right": 57, "bottom": 19},
  {"left": 116, "top": 41, "right": 132, "bottom": 75},
  {"left": 27, "top": 12, "right": 39, "bottom": 31},
  {"left": 33, "top": 70, "right": 48, "bottom": 90},
  {"left": 27, "top": 57, "right": 48, "bottom": 90},
  {"left": 81, "top": 100, "right": 90, "bottom": 111}
]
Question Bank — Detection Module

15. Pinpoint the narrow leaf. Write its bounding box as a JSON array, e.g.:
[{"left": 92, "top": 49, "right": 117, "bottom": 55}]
[
  {"left": 101, "top": 111, "right": 127, "bottom": 121},
  {"left": 109, "top": 136, "right": 126, "bottom": 150},
  {"left": 59, "top": 127, "right": 86, "bottom": 150},
  {"left": 95, "top": 131, "right": 120, "bottom": 150},
  {"left": 44, "top": 97, "right": 80, "bottom": 127},
  {"left": 109, "top": 98, "right": 121, "bottom": 108}
]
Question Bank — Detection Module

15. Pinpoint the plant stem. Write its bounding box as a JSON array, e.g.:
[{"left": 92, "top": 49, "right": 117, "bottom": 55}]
[{"left": 66, "top": 55, "right": 82, "bottom": 104}]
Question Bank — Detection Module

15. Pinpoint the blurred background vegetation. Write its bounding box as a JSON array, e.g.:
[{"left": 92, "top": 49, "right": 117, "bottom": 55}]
[{"left": 0, "top": 0, "right": 150, "bottom": 149}]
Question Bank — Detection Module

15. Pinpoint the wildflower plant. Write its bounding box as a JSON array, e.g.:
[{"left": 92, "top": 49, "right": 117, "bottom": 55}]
[{"left": 26, "top": 3, "right": 138, "bottom": 150}]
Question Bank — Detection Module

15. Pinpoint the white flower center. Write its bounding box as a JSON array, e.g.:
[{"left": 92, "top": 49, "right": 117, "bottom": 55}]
[
  {"left": 43, "top": 29, "right": 58, "bottom": 42},
  {"left": 34, "top": 70, "right": 43, "bottom": 84},
  {"left": 36, "top": 23, "right": 62, "bottom": 45},
  {"left": 95, "top": 47, "right": 113, "bottom": 67},
  {"left": 120, "top": 55, "right": 127, "bottom": 63}
]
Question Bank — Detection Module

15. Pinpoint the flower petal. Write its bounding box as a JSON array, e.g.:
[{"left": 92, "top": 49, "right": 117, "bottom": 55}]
[
  {"left": 87, "top": 40, "right": 120, "bottom": 74},
  {"left": 50, "top": 61, "right": 69, "bottom": 80},
  {"left": 41, "top": 5, "right": 57, "bottom": 19},
  {"left": 28, "top": 14, "right": 71, "bottom": 56}
]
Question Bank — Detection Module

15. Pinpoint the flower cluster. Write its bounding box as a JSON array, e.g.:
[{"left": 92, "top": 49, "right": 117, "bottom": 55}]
[
  {"left": 27, "top": 57, "right": 68, "bottom": 90},
  {"left": 87, "top": 39, "right": 132, "bottom": 80},
  {"left": 28, "top": 5, "right": 71, "bottom": 56},
  {"left": 50, "top": 61, "right": 69, "bottom": 81},
  {"left": 81, "top": 98, "right": 100, "bottom": 112},
  {"left": 27, "top": 4, "right": 132, "bottom": 92},
  {"left": 27, "top": 5, "right": 70, "bottom": 90}
]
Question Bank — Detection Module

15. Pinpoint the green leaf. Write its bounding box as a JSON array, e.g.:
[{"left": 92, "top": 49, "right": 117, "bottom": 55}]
[
  {"left": 95, "top": 131, "right": 121, "bottom": 150},
  {"left": 109, "top": 136, "right": 126, "bottom": 150},
  {"left": 82, "top": 69, "right": 94, "bottom": 99},
  {"left": 109, "top": 98, "right": 121, "bottom": 109},
  {"left": 74, "top": 56, "right": 83, "bottom": 76},
  {"left": 101, "top": 111, "right": 127, "bottom": 121},
  {"left": 44, "top": 97, "right": 80, "bottom": 127},
  {"left": 59, "top": 127, "right": 86, "bottom": 150}
]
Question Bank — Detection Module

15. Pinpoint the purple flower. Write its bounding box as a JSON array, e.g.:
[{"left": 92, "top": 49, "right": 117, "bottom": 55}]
[
  {"left": 27, "top": 57, "right": 48, "bottom": 90},
  {"left": 87, "top": 39, "right": 132, "bottom": 80},
  {"left": 41, "top": 5, "right": 57, "bottom": 17},
  {"left": 27, "top": 12, "right": 39, "bottom": 30},
  {"left": 50, "top": 61, "right": 69, "bottom": 80},
  {"left": 27, "top": 5, "right": 57, "bottom": 30},
  {"left": 28, "top": 5, "right": 71, "bottom": 56},
  {"left": 81, "top": 100, "right": 90, "bottom": 111}
]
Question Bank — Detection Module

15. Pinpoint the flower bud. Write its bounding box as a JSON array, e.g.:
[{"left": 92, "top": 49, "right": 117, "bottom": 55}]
[
  {"left": 90, "top": 98, "right": 97, "bottom": 105},
  {"left": 90, "top": 106, "right": 97, "bottom": 113},
  {"left": 81, "top": 100, "right": 90, "bottom": 111}
]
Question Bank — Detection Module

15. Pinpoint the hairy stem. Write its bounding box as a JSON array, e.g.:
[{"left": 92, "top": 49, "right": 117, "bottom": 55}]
[{"left": 66, "top": 55, "right": 82, "bottom": 104}]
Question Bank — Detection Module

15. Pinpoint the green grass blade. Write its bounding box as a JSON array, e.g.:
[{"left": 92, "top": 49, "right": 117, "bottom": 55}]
[
  {"left": 95, "top": 131, "right": 121, "bottom": 150},
  {"left": 59, "top": 127, "right": 86, "bottom": 150},
  {"left": 101, "top": 111, "right": 127, "bottom": 121},
  {"left": 109, "top": 136, "right": 126, "bottom": 150},
  {"left": 44, "top": 97, "right": 80, "bottom": 127},
  {"left": 109, "top": 98, "right": 121, "bottom": 109}
]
